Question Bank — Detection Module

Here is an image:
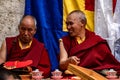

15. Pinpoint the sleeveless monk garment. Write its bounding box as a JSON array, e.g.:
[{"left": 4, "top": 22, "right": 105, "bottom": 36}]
[{"left": 6, "top": 36, "right": 51, "bottom": 77}]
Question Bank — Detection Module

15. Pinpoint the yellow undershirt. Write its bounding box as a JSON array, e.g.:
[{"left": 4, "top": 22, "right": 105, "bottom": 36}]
[
  {"left": 76, "top": 37, "right": 85, "bottom": 44},
  {"left": 18, "top": 39, "right": 32, "bottom": 50}
]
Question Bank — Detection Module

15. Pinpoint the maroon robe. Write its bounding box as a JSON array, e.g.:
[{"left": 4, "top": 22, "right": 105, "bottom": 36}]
[
  {"left": 6, "top": 36, "right": 51, "bottom": 77},
  {"left": 62, "top": 29, "right": 120, "bottom": 75}
]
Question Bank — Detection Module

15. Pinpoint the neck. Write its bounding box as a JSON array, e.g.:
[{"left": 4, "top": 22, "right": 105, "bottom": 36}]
[
  {"left": 77, "top": 28, "right": 86, "bottom": 39},
  {"left": 18, "top": 39, "right": 32, "bottom": 49}
]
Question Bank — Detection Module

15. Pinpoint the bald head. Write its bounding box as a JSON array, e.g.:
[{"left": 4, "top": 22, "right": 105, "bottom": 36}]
[
  {"left": 68, "top": 10, "right": 87, "bottom": 25},
  {"left": 19, "top": 15, "right": 37, "bottom": 29}
]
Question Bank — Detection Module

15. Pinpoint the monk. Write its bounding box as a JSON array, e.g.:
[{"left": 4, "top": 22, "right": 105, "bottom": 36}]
[
  {"left": 0, "top": 15, "right": 51, "bottom": 77},
  {"left": 59, "top": 10, "right": 120, "bottom": 75}
]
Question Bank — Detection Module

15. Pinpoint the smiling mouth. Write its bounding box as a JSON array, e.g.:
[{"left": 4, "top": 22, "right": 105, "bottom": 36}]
[{"left": 69, "top": 30, "right": 73, "bottom": 33}]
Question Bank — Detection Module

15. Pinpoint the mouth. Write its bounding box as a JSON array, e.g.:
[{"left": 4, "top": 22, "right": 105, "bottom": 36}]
[
  {"left": 21, "top": 36, "right": 30, "bottom": 41},
  {"left": 22, "top": 35, "right": 30, "bottom": 39},
  {"left": 69, "top": 30, "right": 73, "bottom": 34}
]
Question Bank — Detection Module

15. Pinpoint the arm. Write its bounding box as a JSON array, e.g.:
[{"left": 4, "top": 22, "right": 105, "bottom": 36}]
[
  {"left": 59, "top": 39, "right": 80, "bottom": 70},
  {"left": 37, "top": 48, "right": 51, "bottom": 78},
  {"left": 0, "top": 40, "right": 6, "bottom": 64},
  {"left": 59, "top": 39, "right": 69, "bottom": 70}
]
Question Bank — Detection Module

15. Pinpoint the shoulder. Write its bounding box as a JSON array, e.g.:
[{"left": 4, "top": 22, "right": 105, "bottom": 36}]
[
  {"left": 62, "top": 35, "right": 73, "bottom": 41},
  {"left": 86, "top": 29, "right": 105, "bottom": 42},
  {"left": 6, "top": 36, "right": 17, "bottom": 41},
  {"left": 62, "top": 35, "right": 71, "bottom": 44},
  {"left": 33, "top": 38, "right": 45, "bottom": 47},
  {"left": 85, "top": 29, "right": 109, "bottom": 50},
  {"left": 5, "top": 36, "right": 18, "bottom": 45}
]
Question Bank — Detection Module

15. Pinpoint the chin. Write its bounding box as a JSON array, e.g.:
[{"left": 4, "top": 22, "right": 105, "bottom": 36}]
[
  {"left": 69, "top": 34, "right": 75, "bottom": 37},
  {"left": 22, "top": 39, "right": 31, "bottom": 43},
  {"left": 69, "top": 32, "right": 74, "bottom": 37}
]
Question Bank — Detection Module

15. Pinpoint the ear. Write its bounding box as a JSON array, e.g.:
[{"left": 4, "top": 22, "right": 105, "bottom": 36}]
[
  {"left": 18, "top": 25, "right": 20, "bottom": 29},
  {"left": 33, "top": 28, "right": 37, "bottom": 34},
  {"left": 80, "top": 20, "right": 86, "bottom": 27},
  {"left": 18, "top": 26, "right": 21, "bottom": 32}
]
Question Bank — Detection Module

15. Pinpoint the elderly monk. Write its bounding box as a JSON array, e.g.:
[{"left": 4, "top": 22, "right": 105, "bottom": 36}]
[
  {"left": 59, "top": 10, "right": 120, "bottom": 75},
  {"left": 0, "top": 15, "right": 51, "bottom": 77}
]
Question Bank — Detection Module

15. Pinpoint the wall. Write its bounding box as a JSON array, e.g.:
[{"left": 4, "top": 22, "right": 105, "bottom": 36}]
[{"left": 0, "top": 0, "right": 25, "bottom": 46}]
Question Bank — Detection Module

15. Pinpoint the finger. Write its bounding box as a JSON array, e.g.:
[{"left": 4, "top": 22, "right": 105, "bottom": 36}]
[
  {"left": 74, "top": 56, "right": 80, "bottom": 60},
  {"left": 70, "top": 59, "right": 79, "bottom": 65}
]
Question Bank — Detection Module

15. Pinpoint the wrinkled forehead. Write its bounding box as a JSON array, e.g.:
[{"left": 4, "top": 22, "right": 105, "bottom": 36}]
[
  {"left": 66, "top": 13, "right": 80, "bottom": 22},
  {"left": 21, "top": 16, "right": 34, "bottom": 24},
  {"left": 19, "top": 16, "right": 36, "bottom": 29}
]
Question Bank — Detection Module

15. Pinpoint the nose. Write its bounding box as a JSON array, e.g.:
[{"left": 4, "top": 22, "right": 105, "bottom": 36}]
[
  {"left": 67, "top": 25, "right": 71, "bottom": 30},
  {"left": 24, "top": 30, "right": 29, "bottom": 36}
]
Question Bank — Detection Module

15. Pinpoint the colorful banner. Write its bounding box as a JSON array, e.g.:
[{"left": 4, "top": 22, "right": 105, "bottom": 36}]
[{"left": 63, "top": 0, "right": 94, "bottom": 31}]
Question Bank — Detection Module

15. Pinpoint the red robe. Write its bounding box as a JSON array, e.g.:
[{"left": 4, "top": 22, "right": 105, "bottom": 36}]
[
  {"left": 6, "top": 36, "right": 51, "bottom": 77},
  {"left": 62, "top": 29, "right": 120, "bottom": 74}
]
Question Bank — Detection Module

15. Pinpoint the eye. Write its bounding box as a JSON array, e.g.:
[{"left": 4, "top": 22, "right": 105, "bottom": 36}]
[
  {"left": 66, "top": 22, "right": 69, "bottom": 26},
  {"left": 20, "top": 27, "right": 26, "bottom": 31},
  {"left": 69, "top": 22, "right": 73, "bottom": 25},
  {"left": 66, "top": 22, "right": 74, "bottom": 26},
  {"left": 28, "top": 28, "right": 34, "bottom": 32}
]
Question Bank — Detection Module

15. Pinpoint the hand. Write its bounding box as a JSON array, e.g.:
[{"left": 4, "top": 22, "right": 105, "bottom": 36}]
[
  {"left": 68, "top": 56, "right": 80, "bottom": 65},
  {"left": 26, "top": 66, "right": 32, "bottom": 72}
]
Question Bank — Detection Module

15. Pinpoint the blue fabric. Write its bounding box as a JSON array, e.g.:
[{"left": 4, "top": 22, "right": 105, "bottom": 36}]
[{"left": 24, "top": 0, "right": 67, "bottom": 71}]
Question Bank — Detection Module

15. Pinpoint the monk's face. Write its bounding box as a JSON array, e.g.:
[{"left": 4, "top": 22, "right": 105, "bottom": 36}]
[
  {"left": 66, "top": 13, "right": 84, "bottom": 37},
  {"left": 18, "top": 16, "right": 36, "bottom": 44}
]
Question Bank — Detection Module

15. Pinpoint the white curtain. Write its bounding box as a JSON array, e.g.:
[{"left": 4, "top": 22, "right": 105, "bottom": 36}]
[{"left": 94, "top": 0, "right": 115, "bottom": 54}]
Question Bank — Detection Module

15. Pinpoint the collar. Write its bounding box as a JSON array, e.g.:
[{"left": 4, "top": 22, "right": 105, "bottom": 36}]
[
  {"left": 76, "top": 36, "right": 86, "bottom": 44},
  {"left": 18, "top": 39, "right": 32, "bottom": 49}
]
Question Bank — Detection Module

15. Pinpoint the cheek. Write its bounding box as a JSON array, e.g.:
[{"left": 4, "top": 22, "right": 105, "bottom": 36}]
[
  {"left": 31, "top": 31, "right": 35, "bottom": 35},
  {"left": 72, "top": 25, "right": 78, "bottom": 31},
  {"left": 73, "top": 26, "right": 81, "bottom": 33},
  {"left": 29, "top": 32, "right": 35, "bottom": 37},
  {"left": 19, "top": 32, "right": 24, "bottom": 36},
  {"left": 76, "top": 25, "right": 82, "bottom": 30}
]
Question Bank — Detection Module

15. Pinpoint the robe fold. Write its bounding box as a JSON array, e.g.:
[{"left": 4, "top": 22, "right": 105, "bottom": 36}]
[
  {"left": 6, "top": 36, "right": 51, "bottom": 77},
  {"left": 62, "top": 29, "right": 120, "bottom": 75}
]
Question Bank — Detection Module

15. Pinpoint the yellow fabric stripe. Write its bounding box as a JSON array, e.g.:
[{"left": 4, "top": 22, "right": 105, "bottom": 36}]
[
  {"left": 63, "top": 0, "right": 94, "bottom": 32},
  {"left": 85, "top": 10, "right": 94, "bottom": 31}
]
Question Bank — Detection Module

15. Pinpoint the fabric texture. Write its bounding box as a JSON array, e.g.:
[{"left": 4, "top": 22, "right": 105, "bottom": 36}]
[
  {"left": 62, "top": 29, "right": 120, "bottom": 74},
  {"left": 94, "top": 0, "right": 117, "bottom": 54},
  {"left": 6, "top": 36, "right": 51, "bottom": 77}
]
